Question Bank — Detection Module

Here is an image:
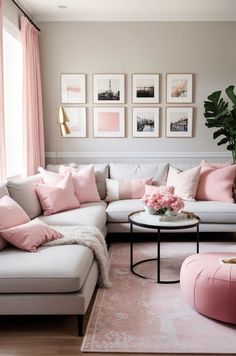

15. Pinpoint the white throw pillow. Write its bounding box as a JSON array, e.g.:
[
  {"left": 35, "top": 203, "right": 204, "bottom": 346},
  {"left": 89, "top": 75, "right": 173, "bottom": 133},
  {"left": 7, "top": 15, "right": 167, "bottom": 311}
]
[{"left": 166, "top": 166, "right": 201, "bottom": 201}]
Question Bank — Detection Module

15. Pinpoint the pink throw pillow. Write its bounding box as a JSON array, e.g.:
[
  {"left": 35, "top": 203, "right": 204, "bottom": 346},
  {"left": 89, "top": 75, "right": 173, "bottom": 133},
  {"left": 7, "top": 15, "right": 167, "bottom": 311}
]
[
  {"left": 196, "top": 163, "right": 236, "bottom": 203},
  {"left": 200, "top": 160, "right": 231, "bottom": 169},
  {"left": 35, "top": 174, "right": 80, "bottom": 216},
  {"left": 166, "top": 166, "right": 201, "bottom": 201},
  {"left": 105, "top": 177, "right": 153, "bottom": 202},
  {"left": 38, "top": 167, "right": 63, "bottom": 185},
  {"left": 145, "top": 185, "right": 174, "bottom": 195},
  {"left": 60, "top": 165, "right": 100, "bottom": 203},
  {"left": 0, "top": 218, "right": 63, "bottom": 252},
  {"left": 0, "top": 195, "right": 30, "bottom": 231}
]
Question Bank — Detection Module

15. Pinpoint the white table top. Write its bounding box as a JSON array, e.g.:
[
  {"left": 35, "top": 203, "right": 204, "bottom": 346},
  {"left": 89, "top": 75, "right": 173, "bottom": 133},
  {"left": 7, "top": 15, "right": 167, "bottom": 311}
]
[{"left": 129, "top": 211, "right": 199, "bottom": 229}]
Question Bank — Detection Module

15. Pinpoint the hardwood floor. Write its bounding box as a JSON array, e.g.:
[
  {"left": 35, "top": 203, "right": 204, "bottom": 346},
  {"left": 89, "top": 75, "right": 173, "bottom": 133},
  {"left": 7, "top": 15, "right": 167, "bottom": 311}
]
[{"left": 0, "top": 314, "right": 227, "bottom": 356}]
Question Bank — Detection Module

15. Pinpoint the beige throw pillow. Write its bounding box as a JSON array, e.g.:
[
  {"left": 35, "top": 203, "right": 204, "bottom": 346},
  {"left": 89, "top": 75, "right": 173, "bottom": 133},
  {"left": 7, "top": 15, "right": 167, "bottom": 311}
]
[{"left": 166, "top": 166, "right": 201, "bottom": 201}]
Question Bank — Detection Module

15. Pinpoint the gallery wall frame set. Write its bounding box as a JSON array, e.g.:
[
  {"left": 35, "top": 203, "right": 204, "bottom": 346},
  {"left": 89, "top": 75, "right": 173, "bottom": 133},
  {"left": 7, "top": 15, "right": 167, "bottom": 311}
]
[
  {"left": 60, "top": 107, "right": 87, "bottom": 138},
  {"left": 165, "top": 107, "right": 193, "bottom": 138},
  {"left": 132, "top": 107, "right": 159, "bottom": 138},
  {"left": 61, "top": 74, "right": 86, "bottom": 104},
  {"left": 132, "top": 74, "right": 160, "bottom": 104},
  {"left": 60, "top": 72, "right": 194, "bottom": 138},
  {"left": 93, "top": 74, "right": 125, "bottom": 104},
  {"left": 93, "top": 107, "right": 125, "bottom": 137},
  {"left": 166, "top": 73, "right": 193, "bottom": 103}
]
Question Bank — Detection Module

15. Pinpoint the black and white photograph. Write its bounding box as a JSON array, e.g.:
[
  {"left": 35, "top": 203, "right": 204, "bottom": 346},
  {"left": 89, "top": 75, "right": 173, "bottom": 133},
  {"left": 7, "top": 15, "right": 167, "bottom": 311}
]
[
  {"left": 166, "top": 74, "right": 193, "bottom": 103},
  {"left": 93, "top": 74, "right": 125, "bottom": 104},
  {"left": 133, "top": 107, "right": 159, "bottom": 137},
  {"left": 166, "top": 107, "right": 193, "bottom": 137},
  {"left": 132, "top": 74, "right": 159, "bottom": 103}
]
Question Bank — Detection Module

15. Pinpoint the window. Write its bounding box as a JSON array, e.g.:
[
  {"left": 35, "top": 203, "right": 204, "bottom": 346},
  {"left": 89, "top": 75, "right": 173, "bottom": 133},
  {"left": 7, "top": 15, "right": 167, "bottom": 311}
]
[{"left": 3, "top": 18, "right": 23, "bottom": 179}]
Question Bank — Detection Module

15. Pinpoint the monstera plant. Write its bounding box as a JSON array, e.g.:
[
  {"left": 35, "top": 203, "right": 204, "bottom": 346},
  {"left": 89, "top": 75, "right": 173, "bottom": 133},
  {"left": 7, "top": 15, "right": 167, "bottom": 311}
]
[{"left": 204, "top": 85, "right": 236, "bottom": 163}]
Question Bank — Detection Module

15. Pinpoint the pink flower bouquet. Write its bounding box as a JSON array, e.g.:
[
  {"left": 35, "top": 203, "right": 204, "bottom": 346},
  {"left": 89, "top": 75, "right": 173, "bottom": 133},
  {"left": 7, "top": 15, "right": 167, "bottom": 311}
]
[{"left": 143, "top": 190, "right": 184, "bottom": 215}]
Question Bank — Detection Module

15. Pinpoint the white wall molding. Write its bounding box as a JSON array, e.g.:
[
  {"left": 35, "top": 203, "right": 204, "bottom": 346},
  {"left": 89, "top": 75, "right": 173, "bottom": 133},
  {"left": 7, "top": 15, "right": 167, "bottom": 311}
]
[{"left": 46, "top": 151, "right": 232, "bottom": 159}]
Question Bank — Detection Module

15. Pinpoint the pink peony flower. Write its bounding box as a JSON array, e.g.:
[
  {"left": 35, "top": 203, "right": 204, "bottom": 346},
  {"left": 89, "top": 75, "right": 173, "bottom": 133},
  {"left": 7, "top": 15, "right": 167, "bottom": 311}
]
[{"left": 142, "top": 190, "right": 184, "bottom": 214}]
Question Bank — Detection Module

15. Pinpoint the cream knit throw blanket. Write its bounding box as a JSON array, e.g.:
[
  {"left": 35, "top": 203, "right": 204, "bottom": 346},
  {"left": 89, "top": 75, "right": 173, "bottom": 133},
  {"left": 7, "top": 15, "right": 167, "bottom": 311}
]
[{"left": 43, "top": 225, "right": 111, "bottom": 288}]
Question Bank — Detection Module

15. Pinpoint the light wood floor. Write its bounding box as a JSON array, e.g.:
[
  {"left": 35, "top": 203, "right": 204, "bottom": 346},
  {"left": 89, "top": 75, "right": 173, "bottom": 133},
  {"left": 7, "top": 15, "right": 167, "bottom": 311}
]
[{"left": 0, "top": 314, "right": 228, "bottom": 356}]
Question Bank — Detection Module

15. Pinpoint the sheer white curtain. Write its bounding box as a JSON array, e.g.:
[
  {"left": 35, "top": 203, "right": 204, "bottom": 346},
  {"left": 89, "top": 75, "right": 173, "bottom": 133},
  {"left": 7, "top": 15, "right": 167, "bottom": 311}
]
[{"left": 0, "top": 0, "right": 6, "bottom": 182}]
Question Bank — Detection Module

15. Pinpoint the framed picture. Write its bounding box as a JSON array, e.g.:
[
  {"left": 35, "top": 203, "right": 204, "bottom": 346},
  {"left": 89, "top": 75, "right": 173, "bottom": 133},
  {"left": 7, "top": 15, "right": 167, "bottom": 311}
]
[
  {"left": 93, "top": 107, "right": 125, "bottom": 137},
  {"left": 93, "top": 74, "right": 125, "bottom": 104},
  {"left": 132, "top": 74, "right": 160, "bottom": 103},
  {"left": 166, "top": 73, "right": 193, "bottom": 103},
  {"left": 61, "top": 74, "right": 86, "bottom": 104},
  {"left": 166, "top": 107, "right": 193, "bottom": 137},
  {"left": 60, "top": 107, "right": 86, "bottom": 137},
  {"left": 132, "top": 107, "right": 159, "bottom": 137}
]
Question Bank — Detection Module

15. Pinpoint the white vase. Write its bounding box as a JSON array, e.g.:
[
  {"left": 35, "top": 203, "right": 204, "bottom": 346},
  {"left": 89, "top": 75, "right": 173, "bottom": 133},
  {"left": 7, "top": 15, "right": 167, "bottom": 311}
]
[{"left": 144, "top": 206, "right": 156, "bottom": 215}]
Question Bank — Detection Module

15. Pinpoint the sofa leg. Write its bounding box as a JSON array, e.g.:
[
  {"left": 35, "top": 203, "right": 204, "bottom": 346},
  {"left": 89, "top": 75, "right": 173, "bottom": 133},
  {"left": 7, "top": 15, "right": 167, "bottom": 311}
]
[{"left": 77, "top": 315, "right": 84, "bottom": 336}]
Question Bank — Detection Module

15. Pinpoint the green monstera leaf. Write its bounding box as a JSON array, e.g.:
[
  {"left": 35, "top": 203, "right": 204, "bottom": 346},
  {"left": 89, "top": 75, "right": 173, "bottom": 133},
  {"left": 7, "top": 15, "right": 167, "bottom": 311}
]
[{"left": 203, "top": 85, "right": 236, "bottom": 163}]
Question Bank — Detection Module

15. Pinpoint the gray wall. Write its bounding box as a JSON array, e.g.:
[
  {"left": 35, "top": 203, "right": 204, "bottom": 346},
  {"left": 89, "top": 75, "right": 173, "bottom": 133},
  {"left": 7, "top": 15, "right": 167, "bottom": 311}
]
[
  {"left": 38, "top": 21, "right": 236, "bottom": 164},
  {"left": 3, "top": 0, "right": 21, "bottom": 27}
]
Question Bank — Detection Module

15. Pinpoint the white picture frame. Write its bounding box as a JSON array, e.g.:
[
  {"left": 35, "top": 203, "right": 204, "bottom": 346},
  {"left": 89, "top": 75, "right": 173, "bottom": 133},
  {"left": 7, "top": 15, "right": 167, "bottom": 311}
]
[
  {"left": 61, "top": 107, "right": 86, "bottom": 137},
  {"left": 93, "top": 74, "right": 125, "bottom": 104},
  {"left": 166, "top": 73, "right": 193, "bottom": 103},
  {"left": 61, "top": 73, "right": 86, "bottom": 104},
  {"left": 132, "top": 74, "right": 160, "bottom": 103},
  {"left": 93, "top": 107, "right": 125, "bottom": 137},
  {"left": 132, "top": 107, "right": 159, "bottom": 137},
  {"left": 166, "top": 107, "right": 193, "bottom": 137}
]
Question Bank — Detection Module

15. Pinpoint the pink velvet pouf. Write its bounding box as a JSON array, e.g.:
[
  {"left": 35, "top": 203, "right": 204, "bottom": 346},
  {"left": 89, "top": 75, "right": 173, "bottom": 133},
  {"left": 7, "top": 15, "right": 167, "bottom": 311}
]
[{"left": 180, "top": 253, "right": 236, "bottom": 324}]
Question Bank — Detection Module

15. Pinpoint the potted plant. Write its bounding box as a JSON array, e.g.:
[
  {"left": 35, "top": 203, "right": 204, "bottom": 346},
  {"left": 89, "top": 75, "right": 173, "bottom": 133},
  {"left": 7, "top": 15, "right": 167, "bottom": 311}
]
[{"left": 204, "top": 85, "right": 236, "bottom": 164}]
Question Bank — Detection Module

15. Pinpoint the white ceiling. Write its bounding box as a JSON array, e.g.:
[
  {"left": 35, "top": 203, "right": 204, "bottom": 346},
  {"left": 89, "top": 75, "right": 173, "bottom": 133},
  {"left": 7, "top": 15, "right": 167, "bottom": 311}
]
[{"left": 18, "top": 0, "right": 236, "bottom": 22}]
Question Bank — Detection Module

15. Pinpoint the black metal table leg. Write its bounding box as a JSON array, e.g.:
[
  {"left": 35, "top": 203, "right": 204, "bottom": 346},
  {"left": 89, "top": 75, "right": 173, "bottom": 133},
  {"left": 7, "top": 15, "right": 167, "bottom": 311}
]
[
  {"left": 157, "top": 228, "right": 160, "bottom": 283},
  {"left": 130, "top": 222, "right": 133, "bottom": 271},
  {"left": 197, "top": 224, "right": 199, "bottom": 253}
]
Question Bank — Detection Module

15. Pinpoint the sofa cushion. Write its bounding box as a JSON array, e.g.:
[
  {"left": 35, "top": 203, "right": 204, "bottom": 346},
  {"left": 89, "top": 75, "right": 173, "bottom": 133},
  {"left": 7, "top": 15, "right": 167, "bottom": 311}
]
[
  {"left": 0, "top": 245, "right": 94, "bottom": 293},
  {"left": 39, "top": 201, "right": 107, "bottom": 233},
  {"left": 0, "top": 183, "right": 9, "bottom": 198},
  {"left": 0, "top": 195, "right": 30, "bottom": 230},
  {"left": 196, "top": 162, "right": 236, "bottom": 203},
  {"left": 106, "top": 199, "right": 144, "bottom": 223},
  {"left": 109, "top": 163, "right": 169, "bottom": 186},
  {"left": 0, "top": 218, "right": 63, "bottom": 252},
  {"left": 105, "top": 177, "right": 153, "bottom": 202},
  {"left": 106, "top": 199, "right": 236, "bottom": 224},
  {"left": 47, "top": 163, "right": 108, "bottom": 200},
  {"left": 183, "top": 200, "right": 236, "bottom": 224},
  {"left": 35, "top": 174, "right": 80, "bottom": 216},
  {"left": 60, "top": 165, "right": 101, "bottom": 203},
  {"left": 38, "top": 167, "right": 62, "bottom": 185},
  {"left": 166, "top": 165, "right": 201, "bottom": 201},
  {"left": 7, "top": 174, "right": 43, "bottom": 219}
]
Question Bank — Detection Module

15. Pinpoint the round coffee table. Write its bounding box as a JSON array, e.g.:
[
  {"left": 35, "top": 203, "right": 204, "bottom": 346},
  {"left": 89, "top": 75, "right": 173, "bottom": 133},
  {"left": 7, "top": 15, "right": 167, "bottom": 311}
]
[{"left": 128, "top": 210, "right": 200, "bottom": 284}]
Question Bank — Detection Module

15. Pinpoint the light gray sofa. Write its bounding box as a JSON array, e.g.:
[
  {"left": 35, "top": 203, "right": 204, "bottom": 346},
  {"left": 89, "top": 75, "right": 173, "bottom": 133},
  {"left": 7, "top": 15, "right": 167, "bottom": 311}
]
[
  {"left": 0, "top": 162, "right": 235, "bottom": 335},
  {"left": 0, "top": 168, "right": 107, "bottom": 336}
]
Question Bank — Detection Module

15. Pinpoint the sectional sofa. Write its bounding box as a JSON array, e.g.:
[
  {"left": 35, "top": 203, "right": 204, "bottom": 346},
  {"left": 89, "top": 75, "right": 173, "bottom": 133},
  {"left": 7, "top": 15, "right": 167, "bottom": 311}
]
[{"left": 0, "top": 162, "right": 235, "bottom": 335}]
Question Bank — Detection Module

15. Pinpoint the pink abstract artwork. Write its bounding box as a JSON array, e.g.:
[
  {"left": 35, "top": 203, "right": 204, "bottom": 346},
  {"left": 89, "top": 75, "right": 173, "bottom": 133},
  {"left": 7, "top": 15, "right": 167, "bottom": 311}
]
[{"left": 97, "top": 112, "right": 120, "bottom": 132}]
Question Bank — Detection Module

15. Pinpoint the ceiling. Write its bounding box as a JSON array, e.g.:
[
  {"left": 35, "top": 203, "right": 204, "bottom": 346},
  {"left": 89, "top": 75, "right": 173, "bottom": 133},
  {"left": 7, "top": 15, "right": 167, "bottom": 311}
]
[{"left": 18, "top": 0, "right": 236, "bottom": 22}]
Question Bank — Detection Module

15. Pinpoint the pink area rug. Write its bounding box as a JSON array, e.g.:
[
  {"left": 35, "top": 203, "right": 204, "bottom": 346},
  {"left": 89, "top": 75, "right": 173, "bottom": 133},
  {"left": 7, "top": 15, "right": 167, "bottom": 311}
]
[{"left": 81, "top": 241, "right": 236, "bottom": 354}]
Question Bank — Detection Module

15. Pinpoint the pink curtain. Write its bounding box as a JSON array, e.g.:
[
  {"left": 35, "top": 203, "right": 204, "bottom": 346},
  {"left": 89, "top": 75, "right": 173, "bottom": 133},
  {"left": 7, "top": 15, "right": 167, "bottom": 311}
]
[
  {"left": 21, "top": 16, "right": 45, "bottom": 176},
  {"left": 0, "top": 0, "right": 6, "bottom": 182}
]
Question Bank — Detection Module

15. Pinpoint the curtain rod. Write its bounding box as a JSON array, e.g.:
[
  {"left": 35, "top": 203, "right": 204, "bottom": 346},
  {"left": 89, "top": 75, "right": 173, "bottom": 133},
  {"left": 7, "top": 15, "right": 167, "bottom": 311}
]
[{"left": 11, "top": 0, "right": 41, "bottom": 32}]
